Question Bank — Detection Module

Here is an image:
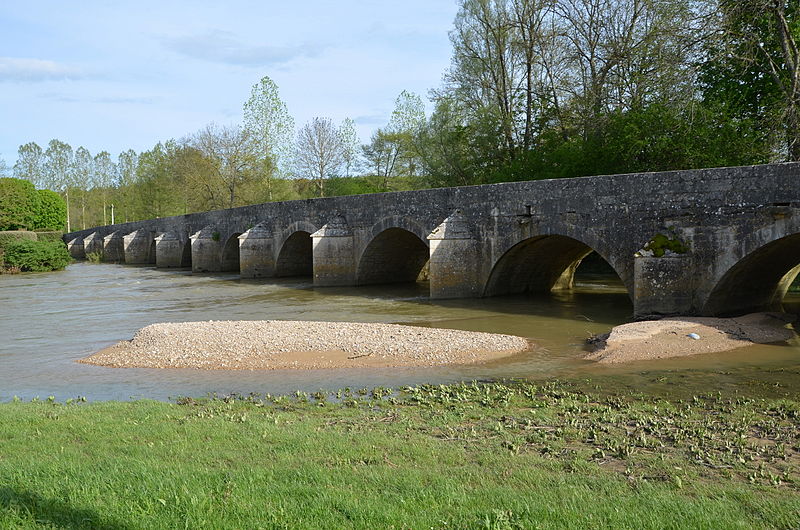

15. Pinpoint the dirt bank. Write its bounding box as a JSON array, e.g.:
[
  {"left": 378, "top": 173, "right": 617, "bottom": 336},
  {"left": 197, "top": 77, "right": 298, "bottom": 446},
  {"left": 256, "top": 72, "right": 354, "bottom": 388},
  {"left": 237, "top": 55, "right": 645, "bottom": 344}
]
[
  {"left": 585, "top": 312, "right": 796, "bottom": 363},
  {"left": 80, "top": 320, "right": 531, "bottom": 370}
]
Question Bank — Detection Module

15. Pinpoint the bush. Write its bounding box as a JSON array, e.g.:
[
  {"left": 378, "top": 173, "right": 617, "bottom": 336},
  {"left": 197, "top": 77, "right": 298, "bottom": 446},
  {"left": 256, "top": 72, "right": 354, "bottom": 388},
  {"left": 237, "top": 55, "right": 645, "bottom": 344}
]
[
  {"left": 3, "top": 240, "right": 72, "bottom": 272},
  {"left": 33, "top": 189, "right": 66, "bottom": 231},
  {"left": 0, "top": 178, "right": 39, "bottom": 230}
]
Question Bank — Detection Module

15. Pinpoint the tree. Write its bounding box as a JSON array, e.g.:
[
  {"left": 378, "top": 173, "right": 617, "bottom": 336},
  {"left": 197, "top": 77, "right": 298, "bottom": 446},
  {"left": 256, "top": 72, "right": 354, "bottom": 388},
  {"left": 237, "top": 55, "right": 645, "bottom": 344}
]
[
  {"left": 711, "top": 0, "right": 800, "bottom": 160},
  {"left": 13, "top": 142, "right": 45, "bottom": 188},
  {"left": 388, "top": 91, "right": 426, "bottom": 177},
  {"left": 193, "top": 124, "right": 257, "bottom": 208},
  {"left": 94, "top": 151, "right": 115, "bottom": 224},
  {"left": 116, "top": 150, "right": 139, "bottom": 223},
  {"left": 0, "top": 158, "right": 10, "bottom": 178},
  {"left": 43, "top": 140, "right": 74, "bottom": 232},
  {"left": 73, "top": 147, "right": 93, "bottom": 230},
  {"left": 295, "top": 117, "right": 344, "bottom": 197},
  {"left": 361, "top": 129, "right": 405, "bottom": 191},
  {"left": 338, "top": 118, "right": 360, "bottom": 177},
  {"left": 33, "top": 189, "right": 67, "bottom": 231},
  {"left": 242, "top": 76, "right": 295, "bottom": 199}
]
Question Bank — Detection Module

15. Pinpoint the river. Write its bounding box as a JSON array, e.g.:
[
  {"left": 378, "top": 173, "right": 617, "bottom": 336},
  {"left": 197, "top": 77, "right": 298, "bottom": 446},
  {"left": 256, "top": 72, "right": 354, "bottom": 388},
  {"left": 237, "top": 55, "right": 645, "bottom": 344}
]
[{"left": 1, "top": 262, "right": 799, "bottom": 401}]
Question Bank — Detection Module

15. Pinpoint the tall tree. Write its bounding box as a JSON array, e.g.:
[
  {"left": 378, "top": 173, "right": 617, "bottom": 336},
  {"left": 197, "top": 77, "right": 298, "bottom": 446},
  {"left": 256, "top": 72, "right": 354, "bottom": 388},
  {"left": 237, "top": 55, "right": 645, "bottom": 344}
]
[
  {"left": 94, "top": 151, "right": 115, "bottom": 225},
  {"left": 338, "top": 117, "right": 360, "bottom": 178},
  {"left": 242, "top": 76, "right": 295, "bottom": 199},
  {"left": 116, "top": 149, "right": 139, "bottom": 223},
  {"left": 13, "top": 142, "right": 45, "bottom": 188},
  {"left": 295, "top": 117, "right": 344, "bottom": 197},
  {"left": 43, "top": 140, "right": 74, "bottom": 232},
  {"left": 73, "top": 147, "right": 93, "bottom": 230}
]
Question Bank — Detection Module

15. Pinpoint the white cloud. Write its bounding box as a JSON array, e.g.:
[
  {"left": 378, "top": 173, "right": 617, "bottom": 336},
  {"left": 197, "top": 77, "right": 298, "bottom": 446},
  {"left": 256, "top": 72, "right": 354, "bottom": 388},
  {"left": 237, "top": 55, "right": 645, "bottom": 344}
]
[
  {"left": 163, "top": 30, "right": 324, "bottom": 67},
  {"left": 0, "top": 57, "right": 84, "bottom": 82}
]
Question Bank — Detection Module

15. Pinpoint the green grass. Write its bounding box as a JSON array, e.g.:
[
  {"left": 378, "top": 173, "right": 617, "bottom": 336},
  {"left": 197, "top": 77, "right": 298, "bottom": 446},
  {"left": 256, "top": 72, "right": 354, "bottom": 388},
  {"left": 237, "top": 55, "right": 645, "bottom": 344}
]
[{"left": 0, "top": 381, "right": 798, "bottom": 528}]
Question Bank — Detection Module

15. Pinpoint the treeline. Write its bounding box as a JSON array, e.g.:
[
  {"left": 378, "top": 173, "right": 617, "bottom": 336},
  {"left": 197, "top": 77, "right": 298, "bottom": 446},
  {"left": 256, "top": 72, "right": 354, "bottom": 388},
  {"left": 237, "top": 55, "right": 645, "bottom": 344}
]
[{"left": 3, "top": 0, "right": 798, "bottom": 231}]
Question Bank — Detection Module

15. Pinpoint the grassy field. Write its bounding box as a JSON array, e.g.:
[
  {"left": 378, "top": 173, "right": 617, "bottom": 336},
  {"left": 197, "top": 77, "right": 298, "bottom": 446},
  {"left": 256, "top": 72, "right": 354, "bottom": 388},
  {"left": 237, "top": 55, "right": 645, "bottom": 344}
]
[{"left": 0, "top": 380, "right": 798, "bottom": 528}]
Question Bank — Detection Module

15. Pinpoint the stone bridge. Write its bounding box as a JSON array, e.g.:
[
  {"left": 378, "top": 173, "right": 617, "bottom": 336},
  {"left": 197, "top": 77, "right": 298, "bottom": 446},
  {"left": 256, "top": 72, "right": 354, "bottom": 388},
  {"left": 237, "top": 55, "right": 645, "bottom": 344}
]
[{"left": 63, "top": 163, "right": 800, "bottom": 319}]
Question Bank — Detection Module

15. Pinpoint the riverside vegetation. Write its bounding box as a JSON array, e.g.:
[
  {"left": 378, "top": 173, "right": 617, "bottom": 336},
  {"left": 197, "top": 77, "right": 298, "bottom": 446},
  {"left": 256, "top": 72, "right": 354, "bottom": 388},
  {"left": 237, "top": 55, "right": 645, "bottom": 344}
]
[{"left": 1, "top": 378, "right": 798, "bottom": 528}]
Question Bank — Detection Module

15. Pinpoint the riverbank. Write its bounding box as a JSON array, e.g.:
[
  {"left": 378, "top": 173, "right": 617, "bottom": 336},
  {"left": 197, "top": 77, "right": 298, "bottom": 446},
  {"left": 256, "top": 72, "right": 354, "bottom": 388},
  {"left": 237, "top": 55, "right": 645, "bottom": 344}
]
[
  {"left": 1, "top": 379, "right": 797, "bottom": 528},
  {"left": 80, "top": 320, "right": 531, "bottom": 370},
  {"left": 587, "top": 312, "right": 797, "bottom": 363}
]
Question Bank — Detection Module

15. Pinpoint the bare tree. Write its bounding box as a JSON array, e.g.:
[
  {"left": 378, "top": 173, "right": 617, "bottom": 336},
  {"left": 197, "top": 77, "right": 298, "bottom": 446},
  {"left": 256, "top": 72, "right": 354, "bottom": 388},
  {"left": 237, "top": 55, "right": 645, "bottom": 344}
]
[
  {"left": 193, "top": 124, "right": 257, "bottom": 208},
  {"left": 295, "top": 117, "right": 344, "bottom": 197}
]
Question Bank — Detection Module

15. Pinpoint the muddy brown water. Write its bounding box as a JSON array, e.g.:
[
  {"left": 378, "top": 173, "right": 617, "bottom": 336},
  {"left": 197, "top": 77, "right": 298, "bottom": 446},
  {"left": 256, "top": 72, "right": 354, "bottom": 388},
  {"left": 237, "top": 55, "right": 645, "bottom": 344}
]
[{"left": 1, "top": 262, "right": 798, "bottom": 401}]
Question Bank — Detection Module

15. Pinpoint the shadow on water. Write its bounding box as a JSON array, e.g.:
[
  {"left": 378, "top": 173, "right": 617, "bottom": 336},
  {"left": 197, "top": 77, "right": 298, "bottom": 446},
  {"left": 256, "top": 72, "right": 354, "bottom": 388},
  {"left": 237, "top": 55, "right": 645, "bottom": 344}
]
[{"left": 0, "top": 487, "right": 131, "bottom": 529}]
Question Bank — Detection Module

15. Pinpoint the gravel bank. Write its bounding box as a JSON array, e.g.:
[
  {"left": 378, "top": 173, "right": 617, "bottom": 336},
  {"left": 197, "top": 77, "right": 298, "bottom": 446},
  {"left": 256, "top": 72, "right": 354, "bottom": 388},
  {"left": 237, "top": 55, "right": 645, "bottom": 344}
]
[
  {"left": 80, "top": 320, "right": 531, "bottom": 370},
  {"left": 585, "top": 312, "right": 796, "bottom": 363}
]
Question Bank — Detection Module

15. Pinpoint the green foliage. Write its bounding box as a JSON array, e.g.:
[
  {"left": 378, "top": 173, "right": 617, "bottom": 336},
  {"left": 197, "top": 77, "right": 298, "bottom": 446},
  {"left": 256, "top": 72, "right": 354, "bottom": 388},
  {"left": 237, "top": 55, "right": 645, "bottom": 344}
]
[
  {"left": 32, "top": 189, "right": 66, "bottom": 230},
  {"left": 0, "top": 230, "right": 37, "bottom": 251},
  {"left": 2, "top": 239, "right": 71, "bottom": 272},
  {"left": 0, "top": 177, "right": 39, "bottom": 230},
  {"left": 85, "top": 251, "right": 103, "bottom": 263},
  {"left": 641, "top": 232, "right": 689, "bottom": 257}
]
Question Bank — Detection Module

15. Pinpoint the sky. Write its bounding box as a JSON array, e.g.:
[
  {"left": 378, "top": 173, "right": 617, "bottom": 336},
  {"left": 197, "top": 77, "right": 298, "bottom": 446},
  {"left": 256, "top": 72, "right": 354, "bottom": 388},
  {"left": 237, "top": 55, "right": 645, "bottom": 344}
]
[{"left": 0, "top": 1, "right": 459, "bottom": 168}]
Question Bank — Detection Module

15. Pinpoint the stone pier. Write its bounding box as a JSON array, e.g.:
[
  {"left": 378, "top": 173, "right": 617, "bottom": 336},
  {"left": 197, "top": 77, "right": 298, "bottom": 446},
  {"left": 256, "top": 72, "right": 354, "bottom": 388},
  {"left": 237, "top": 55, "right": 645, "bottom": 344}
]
[
  {"left": 123, "top": 229, "right": 155, "bottom": 264},
  {"left": 311, "top": 216, "right": 355, "bottom": 286},
  {"left": 102, "top": 231, "right": 124, "bottom": 263},
  {"left": 238, "top": 222, "right": 275, "bottom": 278}
]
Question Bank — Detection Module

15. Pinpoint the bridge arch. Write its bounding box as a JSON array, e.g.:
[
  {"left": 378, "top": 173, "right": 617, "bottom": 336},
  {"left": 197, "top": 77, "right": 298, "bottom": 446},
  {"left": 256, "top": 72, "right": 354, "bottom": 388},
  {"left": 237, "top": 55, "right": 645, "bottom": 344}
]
[
  {"left": 356, "top": 217, "right": 430, "bottom": 285},
  {"left": 484, "top": 232, "right": 630, "bottom": 298},
  {"left": 275, "top": 221, "right": 317, "bottom": 277},
  {"left": 221, "top": 232, "right": 242, "bottom": 272},
  {"left": 702, "top": 232, "right": 800, "bottom": 316}
]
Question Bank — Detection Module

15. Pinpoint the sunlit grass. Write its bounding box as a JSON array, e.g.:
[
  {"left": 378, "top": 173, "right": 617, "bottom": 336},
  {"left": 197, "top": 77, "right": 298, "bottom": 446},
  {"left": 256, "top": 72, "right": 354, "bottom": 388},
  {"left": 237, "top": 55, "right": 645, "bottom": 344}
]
[{"left": 0, "top": 380, "right": 798, "bottom": 528}]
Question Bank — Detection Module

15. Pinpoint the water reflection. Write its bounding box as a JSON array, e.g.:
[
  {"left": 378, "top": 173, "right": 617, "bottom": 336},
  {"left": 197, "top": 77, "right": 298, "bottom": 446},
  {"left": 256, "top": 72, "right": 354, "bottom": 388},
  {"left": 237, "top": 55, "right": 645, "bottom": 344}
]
[{"left": 0, "top": 262, "right": 797, "bottom": 401}]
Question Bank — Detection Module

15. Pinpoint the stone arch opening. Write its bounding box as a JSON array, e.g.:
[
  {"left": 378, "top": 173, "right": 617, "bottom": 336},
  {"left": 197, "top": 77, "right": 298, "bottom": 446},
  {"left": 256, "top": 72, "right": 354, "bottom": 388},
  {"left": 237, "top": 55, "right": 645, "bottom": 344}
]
[
  {"left": 148, "top": 238, "right": 156, "bottom": 265},
  {"left": 180, "top": 239, "right": 192, "bottom": 267},
  {"left": 703, "top": 233, "right": 800, "bottom": 316},
  {"left": 484, "top": 235, "right": 625, "bottom": 297},
  {"left": 276, "top": 231, "right": 313, "bottom": 277},
  {"left": 221, "top": 233, "right": 242, "bottom": 272},
  {"left": 356, "top": 228, "right": 429, "bottom": 285}
]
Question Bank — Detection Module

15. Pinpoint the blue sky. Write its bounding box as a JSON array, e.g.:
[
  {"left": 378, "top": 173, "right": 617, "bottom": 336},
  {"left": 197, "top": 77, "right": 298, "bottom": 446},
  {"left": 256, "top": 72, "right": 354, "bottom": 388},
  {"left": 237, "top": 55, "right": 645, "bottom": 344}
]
[{"left": 0, "top": 1, "right": 458, "bottom": 167}]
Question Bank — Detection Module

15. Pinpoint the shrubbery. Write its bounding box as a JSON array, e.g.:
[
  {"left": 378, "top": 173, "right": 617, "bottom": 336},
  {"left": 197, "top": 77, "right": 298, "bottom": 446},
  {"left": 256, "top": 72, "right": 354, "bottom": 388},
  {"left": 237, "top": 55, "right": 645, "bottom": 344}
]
[
  {"left": 0, "top": 178, "right": 66, "bottom": 231},
  {"left": 2, "top": 240, "right": 72, "bottom": 272}
]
